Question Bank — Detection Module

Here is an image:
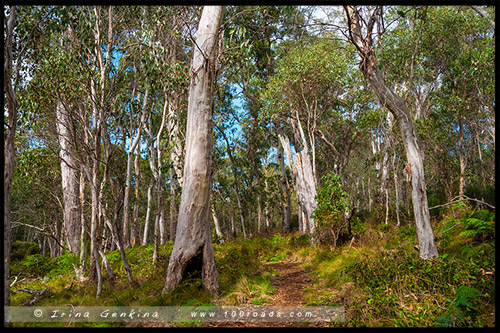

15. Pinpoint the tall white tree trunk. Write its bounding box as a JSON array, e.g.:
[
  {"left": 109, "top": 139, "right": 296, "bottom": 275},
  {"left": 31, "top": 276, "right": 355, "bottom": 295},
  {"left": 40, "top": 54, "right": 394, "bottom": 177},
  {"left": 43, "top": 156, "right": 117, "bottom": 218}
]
[
  {"left": 163, "top": 6, "right": 225, "bottom": 297},
  {"left": 142, "top": 184, "right": 153, "bottom": 245},
  {"left": 277, "top": 144, "right": 292, "bottom": 231},
  {"left": 168, "top": 95, "right": 183, "bottom": 241},
  {"left": 55, "top": 100, "right": 82, "bottom": 254},
  {"left": 123, "top": 88, "right": 148, "bottom": 248},
  {"left": 345, "top": 5, "right": 438, "bottom": 259}
]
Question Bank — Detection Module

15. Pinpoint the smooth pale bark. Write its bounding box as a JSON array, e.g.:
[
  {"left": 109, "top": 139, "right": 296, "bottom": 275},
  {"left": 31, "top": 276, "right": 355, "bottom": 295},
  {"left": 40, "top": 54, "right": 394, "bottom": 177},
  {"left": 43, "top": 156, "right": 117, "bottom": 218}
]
[
  {"left": 87, "top": 77, "right": 102, "bottom": 285},
  {"left": 98, "top": 249, "right": 115, "bottom": 290},
  {"left": 277, "top": 144, "right": 292, "bottom": 230},
  {"left": 345, "top": 5, "right": 438, "bottom": 259},
  {"left": 123, "top": 88, "right": 148, "bottom": 248},
  {"left": 168, "top": 96, "right": 183, "bottom": 241},
  {"left": 4, "top": 6, "right": 18, "bottom": 326},
  {"left": 144, "top": 95, "right": 169, "bottom": 245},
  {"left": 103, "top": 208, "right": 136, "bottom": 286},
  {"left": 55, "top": 100, "right": 82, "bottom": 254},
  {"left": 169, "top": 173, "right": 179, "bottom": 242},
  {"left": 74, "top": 170, "right": 86, "bottom": 282},
  {"left": 163, "top": 6, "right": 225, "bottom": 297},
  {"left": 211, "top": 204, "right": 224, "bottom": 241},
  {"left": 458, "top": 116, "right": 467, "bottom": 198},
  {"left": 393, "top": 151, "right": 401, "bottom": 226},
  {"left": 142, "top": 184, "right": 153, "bottom": 245},
  {"left": 131, "top": 142, "right": 141, "bottom": 246}
]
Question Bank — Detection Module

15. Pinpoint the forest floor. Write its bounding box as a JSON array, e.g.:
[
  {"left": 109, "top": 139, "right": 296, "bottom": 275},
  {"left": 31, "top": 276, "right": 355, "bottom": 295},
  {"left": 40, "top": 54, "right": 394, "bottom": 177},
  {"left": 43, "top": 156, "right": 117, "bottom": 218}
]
[
  {"left": 203, "top": 259, "right": 330, "bottom": 328},
  {"left": 9, "top": 207, "right": 496, "bottom": 328}
]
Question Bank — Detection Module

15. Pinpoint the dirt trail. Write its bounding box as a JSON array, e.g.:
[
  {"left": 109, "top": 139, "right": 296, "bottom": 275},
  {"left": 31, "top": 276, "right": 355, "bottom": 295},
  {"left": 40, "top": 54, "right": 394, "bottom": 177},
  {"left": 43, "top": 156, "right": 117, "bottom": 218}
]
[
  {"left": 129, "top": 260, "right": 326, "bottom": 327},
  {"left": 264, "top": 260, "right": 313, "bottom": 306},
  {"left": 205, "top": 260, "right": 330, "bottom": 327}
]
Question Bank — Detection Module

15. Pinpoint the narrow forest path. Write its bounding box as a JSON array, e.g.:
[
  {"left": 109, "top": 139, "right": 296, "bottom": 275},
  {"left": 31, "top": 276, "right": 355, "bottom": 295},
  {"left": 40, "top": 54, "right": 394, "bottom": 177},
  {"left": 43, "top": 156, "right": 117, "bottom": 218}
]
[
  {"left": 129, "top": 260, "right": 329, "bottom": 327},
  {"left": 206, "top": 260, "right": 330, "bottom": 327},
  {"left": 263, "top": 260, "right": 313, "bottom": 306}
]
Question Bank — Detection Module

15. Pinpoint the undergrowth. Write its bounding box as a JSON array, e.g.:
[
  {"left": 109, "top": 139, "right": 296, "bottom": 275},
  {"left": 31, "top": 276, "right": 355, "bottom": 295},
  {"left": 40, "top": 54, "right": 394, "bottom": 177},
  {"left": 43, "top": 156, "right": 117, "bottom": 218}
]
[{"left": 9, "top": 204, "right": 495, "bottom": 327}]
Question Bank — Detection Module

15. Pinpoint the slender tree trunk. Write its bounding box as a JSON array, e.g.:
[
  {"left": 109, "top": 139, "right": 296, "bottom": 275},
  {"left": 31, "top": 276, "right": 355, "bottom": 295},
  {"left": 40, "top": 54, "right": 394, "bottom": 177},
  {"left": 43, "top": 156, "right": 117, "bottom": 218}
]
[
  {"left": 103, "top": 208, "right": 136, "bottom": 286},
  {"left": 458, "top": 116, "right": 467, "bottom": 198},
  {"left": 142, "top": 184, "right": 153, "bottom": 245},
  {"left": 163, "top": 6, "right": 225, "bottom": 297},
  {"left": 215, "top": 123, "right": 247, "bottom": 239},
  {"left": 98, "top": 249, "right": 115, "bottom": 290},
  {"left": 4, "top": 6, "right": 18, "bottom": 326},
  {"left": 345, "top": 5, "right": 438, "bottom": 258},
  {"left": 74, "top": 170, "right": 86, "bottom": 282},
  {"left": 123, "top": 88, "right": 148, "bottom": 248},
  {"left": 152, "top": 213, "right": 160, "bottom": 264},
  {"left": 211, "top": 204, "right": 224, "bottom": 241},
  {"left": 168, "top": 94, "right": 183, "bottom": 242},
  {"left": 169, "top": 175, "right": 179, "bottom": 242},
  {"left": 277, "top": 144, "right": 292, "bottom": 231},
  {"left": 131, "top": 142, "right": 141, "bottom": 246}
]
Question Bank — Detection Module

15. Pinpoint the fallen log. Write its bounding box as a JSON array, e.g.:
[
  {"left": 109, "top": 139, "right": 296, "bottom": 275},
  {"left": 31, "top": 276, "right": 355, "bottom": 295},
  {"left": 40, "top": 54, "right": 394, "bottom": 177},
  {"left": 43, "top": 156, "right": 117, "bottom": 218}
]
[{"left": 18, "top": 287, "right": 50, "bottom": 306}]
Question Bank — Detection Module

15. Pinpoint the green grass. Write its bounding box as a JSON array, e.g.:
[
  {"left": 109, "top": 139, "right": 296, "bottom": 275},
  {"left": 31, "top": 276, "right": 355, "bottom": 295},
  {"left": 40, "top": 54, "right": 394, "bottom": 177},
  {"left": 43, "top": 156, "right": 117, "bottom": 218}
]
[{"left": 9, "top": 207, "right": 495, "bottom": 328}]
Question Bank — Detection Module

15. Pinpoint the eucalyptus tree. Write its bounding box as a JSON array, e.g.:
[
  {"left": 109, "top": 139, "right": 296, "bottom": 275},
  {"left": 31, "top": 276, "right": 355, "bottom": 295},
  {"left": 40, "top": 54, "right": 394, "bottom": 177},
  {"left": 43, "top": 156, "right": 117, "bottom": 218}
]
[
  {"left": 164, "top": 6, "right": 225, "bottom": 297},
  {"left": 378, "top": 6, "right": 495, "bottom": 206},
  {"left": 4, "top": 5, "right": 64, "bottom": 319},
  {"left": 4, "top": 6, "right": 20, "bottom": 324},
  {"left": 261, "top": 36, "right": 353, "bottom": 241},
  {"left": 418, "top": 6, "right": 495, "bottom": 201},
  {"left": 344, "top": 5, "right": 438, "bottom": 259},
  {"left": 220, "top": 5, "right": 307, "bottom": 234}
]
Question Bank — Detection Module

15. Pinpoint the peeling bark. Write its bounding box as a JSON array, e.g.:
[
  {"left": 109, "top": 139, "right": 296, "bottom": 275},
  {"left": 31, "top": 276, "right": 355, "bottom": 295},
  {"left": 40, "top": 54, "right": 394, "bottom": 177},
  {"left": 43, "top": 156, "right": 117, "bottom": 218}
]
[
  {"left": 55, "top": 100, "right": 82, "bottom": 255},
  {"left": 163, "top": 6, "right": 225, "bottom": 297}
]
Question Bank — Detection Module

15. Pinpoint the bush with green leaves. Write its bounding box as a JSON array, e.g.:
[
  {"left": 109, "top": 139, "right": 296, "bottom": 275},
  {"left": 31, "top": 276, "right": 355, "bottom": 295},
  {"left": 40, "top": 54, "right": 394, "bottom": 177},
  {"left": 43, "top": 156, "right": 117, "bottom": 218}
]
[
  {"left": 312, "top": 172, "right": 351, "bottom": 242},
  {"left": 11, "top": 241, "right": 39, "bottom": 261}
]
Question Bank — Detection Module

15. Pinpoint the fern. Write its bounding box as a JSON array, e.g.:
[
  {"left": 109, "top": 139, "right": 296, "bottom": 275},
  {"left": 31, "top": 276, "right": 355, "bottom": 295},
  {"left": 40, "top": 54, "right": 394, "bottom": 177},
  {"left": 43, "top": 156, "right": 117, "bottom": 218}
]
[
  {"left": 459, "top": 210, "right": 495, "bottom": 240},
  {"left": 437, "top": 286, "right": 481, "bottom": 327},
  {"left": 454, "top": 286, "right": 480, "bottom": 311}
]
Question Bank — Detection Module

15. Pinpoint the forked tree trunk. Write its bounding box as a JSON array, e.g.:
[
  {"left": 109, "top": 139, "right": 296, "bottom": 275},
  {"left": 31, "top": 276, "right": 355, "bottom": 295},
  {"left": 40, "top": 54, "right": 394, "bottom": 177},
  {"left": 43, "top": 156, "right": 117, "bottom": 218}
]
[
  {"left": 163, "top": 6, "right": 225, "bottom": 297},
  {"left": 55, "top": 100, "right": 82, "bottom": 255},
  {"left": 345, "top": 5, "right": 438, "bottom": 259},
  {"left": 278, "top": 133, "right": 318, "bottom": 241}
]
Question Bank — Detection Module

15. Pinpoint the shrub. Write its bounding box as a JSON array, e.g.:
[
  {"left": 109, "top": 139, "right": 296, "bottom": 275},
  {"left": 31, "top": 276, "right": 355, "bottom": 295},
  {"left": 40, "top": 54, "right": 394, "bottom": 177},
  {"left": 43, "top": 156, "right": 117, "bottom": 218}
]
[
  {"left": 11, "top": 241, "right": 39, "bottom": 261},
  {"left": 313, "top": 172, "right": 351, "bottom": 245}
]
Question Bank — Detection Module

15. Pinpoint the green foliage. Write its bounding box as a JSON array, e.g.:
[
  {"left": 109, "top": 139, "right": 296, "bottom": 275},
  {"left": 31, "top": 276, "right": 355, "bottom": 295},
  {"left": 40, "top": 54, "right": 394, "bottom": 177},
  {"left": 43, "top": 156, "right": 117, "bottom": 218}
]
[
  {"left": 313, "top": 172, "right": 351, "bottom": 239},
  {"left": 459, "top": 210, "right": 495, "bottom": 240},
  {"left": 47, "top": 253, "right": 79, "bottom": 277},
  {"left": 11, "top": 241, "right": 39, "bottom": 261},
  {"left": 437, "top": 286, "right": 481, "bottom": 327}
]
